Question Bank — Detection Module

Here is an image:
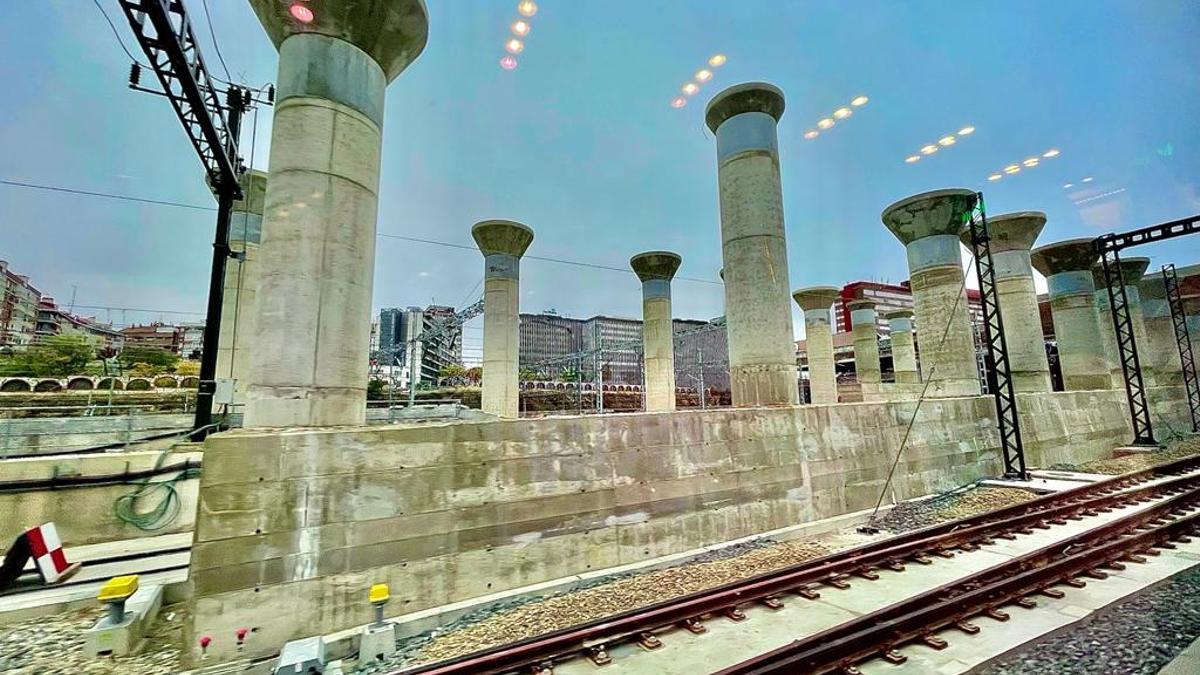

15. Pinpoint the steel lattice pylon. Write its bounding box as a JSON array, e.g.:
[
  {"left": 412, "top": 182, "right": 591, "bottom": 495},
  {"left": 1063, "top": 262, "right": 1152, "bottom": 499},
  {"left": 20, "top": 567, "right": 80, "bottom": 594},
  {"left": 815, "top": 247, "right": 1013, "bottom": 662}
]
[
  {"left": 1162, "top": 264, "right": 1200, "bottom": 432},
  {"left": 1099, "top": 249, "right": 1156, "bottom": 445},
  {"left": 965, "top": 193, "right": 1028, "bottom": 478},
  {"left": 1094, "top": 214, "right": 1200, "bottom": 445}
]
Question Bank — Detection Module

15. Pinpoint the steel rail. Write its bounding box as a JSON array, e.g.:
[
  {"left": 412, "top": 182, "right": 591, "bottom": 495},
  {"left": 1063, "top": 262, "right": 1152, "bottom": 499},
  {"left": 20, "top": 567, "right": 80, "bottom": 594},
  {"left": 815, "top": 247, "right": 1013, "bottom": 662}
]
[
  {"left": 394, "top": 454, "right": 1200, "bottom": 675},
  {"left": 717, "top": 488, "right": 1200, "bottom": 674}
]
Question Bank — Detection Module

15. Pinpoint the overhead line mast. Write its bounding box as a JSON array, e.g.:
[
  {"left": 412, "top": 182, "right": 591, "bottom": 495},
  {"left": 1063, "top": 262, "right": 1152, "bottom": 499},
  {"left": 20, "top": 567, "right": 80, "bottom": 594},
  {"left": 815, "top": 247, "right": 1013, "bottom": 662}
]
[{"left": 116, "top": 0, "right": 271, "bottom": 438}]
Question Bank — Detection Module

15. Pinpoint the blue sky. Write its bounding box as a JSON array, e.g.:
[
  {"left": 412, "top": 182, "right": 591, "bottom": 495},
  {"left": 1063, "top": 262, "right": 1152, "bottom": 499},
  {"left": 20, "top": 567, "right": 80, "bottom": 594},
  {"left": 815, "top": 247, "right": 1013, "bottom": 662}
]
[{"left": 2, "top": 1, "right": 1198, "bottom": 361}]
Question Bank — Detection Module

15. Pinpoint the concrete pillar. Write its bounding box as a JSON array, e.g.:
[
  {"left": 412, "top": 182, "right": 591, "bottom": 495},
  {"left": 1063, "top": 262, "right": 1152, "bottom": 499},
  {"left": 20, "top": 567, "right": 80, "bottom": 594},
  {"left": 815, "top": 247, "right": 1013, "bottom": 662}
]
[
  {"left": 885, "top": 309, "right": 920, "bottom": 384},
  {"left": 473, "top": 220, "right": 534, "bottom": 418},
  {"left": 848, "top": 299, "right": 881, "bottom": 396},
  {"left": 706, "top": 83, "right": 798, "bottom": 407},
  {"left": 881, "top": 189, "right": 980, "bottom": 397},
  {"left": 1030, "top": 239, "right": 1110, "bottom": 390},
  {"left": 213, "top": 170, "right": 267, "bottom": 412},
  {"left": 631, "top": 252, "right": 682, "bottom": 412},
  {"left": 959, "top": 211, "right": 1051, "bottom": 392},
  {"left": 1139, "top": 274, "right": 1185, "bottom": 386},
  {"left": 1185, "top": 293, "right": 1200, "bottom": 371},
  {"left": 792, "top": 286, "right": 840, "bottom": 405},
  {"left": 1091, "top": 265, "right": 1121, "bottom": 385},
  {"left": 243, "top": 2, "right": 428, "bottom": 427}
]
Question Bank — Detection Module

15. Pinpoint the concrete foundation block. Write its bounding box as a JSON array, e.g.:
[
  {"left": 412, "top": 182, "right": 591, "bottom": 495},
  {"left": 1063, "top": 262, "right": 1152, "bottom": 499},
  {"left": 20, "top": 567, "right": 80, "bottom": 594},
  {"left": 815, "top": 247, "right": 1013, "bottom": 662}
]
[
  {"left": 358, "top": 622, "right": 396, "bottom": 663},
  {"left": 275, "top": 635, "right": 327, "bottom": 674},
  {"left": 1113, "top": 445, "right": 1159, "bottom": 457},
  {"left": 83, "top": 583, "right": 163, "bottom": 657}
]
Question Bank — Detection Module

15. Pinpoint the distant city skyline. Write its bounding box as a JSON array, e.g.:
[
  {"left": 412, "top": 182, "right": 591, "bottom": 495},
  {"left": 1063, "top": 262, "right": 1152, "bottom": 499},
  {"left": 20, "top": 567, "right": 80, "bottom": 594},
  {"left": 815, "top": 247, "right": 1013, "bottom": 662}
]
[{"left": 2, "top": 1, "right": 1197, "bottom": 344}]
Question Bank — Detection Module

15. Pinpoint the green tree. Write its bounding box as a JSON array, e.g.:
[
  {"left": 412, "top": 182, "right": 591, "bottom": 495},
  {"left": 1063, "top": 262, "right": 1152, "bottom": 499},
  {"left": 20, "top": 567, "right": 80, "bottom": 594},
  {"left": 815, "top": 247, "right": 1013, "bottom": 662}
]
[
  {"left": 128, "top": 362, "right": 158, "bottom": 378},
  {"left": 174, "top": 360, "right": 201, "bottom": 376},
  {"left": 367, "top": 379, "right": 386, "bottom": 400},
  {"left": 0, "top": 352, "right": 33, "bottom": 377},
  {"left": 465, "top": 366, "right": 483, "bottom": 384},
  {"left": 438, "top": 363, "right": 467, "bottom": 385},
  {"left": 518, "top": 368, "right": 540, "bottom": 382},
  {"left": 119, "top": 346, "right": 179, "bottom": 371},
  {"left": 25, "top": 334, "right": 96, "bottom": 377}
]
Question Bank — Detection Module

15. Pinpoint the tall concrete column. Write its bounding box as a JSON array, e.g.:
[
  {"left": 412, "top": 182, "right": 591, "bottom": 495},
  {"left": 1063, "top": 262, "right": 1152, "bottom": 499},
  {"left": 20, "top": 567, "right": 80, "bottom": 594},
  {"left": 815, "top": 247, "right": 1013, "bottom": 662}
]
[
  {"left": 631, "top": 252, "right": 682, "bottom": 412},
  {"left": 473, "top": 220, "right": 534, "bottom": 419},
  {"left": 243, "top": 1, "right": 428, "bottom": 427},
  {"left": 1091, "top": 265, "right": 1121, "bottom": 384},
  {"left": 881, "top": 189, "right": 980, "bottom": 397},
  {"left": 213, "top": 170, "right": 267, "bottom": 412},
  {"left": 1030, "top": 239, "right": 1110, "bottom": 390},
  {"left": 792, "top": 286, "right": 840, "bottom": 405},
  {"left": 848, "top": 299, "right": 881, "bottom": 396},
  {"left": 1139, "top": 274, "right": 1185, "bottom": 386},
  {"left": 1188, "top": 295, "right": 1200, "bottom": 365},
  {"left": 885, "top": 309, "right": 920, "bottom": 384},
  {"left": 706, "top": 83, "right": 798, "bottom": 407},
  {"left": 959, "top": 211, "right": 1051, "bottom": 392}
]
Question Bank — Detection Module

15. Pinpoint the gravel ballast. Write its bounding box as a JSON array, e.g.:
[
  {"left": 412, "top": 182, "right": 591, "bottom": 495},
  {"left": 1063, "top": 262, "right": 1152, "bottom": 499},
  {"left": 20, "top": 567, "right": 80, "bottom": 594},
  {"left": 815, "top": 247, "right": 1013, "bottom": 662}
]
[
  {"left": 1050, "top": 435, "right": 1200, "bottom": 475},
  {"left": 875, "top": 485, "right": 1038, "bottom": 533},
  {"left": 355, "top": 538, "right": 830, "bottom": 672},
  {"left": 980, "top": 565, "right": 1200, "bottom": 675},
  {"left": 0, "top": 605, "right": 183, "bottom": 675}
]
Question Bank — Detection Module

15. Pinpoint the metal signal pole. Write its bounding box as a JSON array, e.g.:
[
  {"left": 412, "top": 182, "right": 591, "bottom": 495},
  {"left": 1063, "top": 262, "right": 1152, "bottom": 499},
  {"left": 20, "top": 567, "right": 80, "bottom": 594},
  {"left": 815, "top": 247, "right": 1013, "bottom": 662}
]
[
  {"left": 193, "top": 87, "right": 246, "bottom": 436},
  {"left": 116, "top": 0, "right": 253, "bottom": 439}
]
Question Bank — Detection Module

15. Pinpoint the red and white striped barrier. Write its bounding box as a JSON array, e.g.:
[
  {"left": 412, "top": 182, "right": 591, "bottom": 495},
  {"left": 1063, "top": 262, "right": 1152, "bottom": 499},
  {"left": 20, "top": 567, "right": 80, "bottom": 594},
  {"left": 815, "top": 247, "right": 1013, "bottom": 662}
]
[{"left": 25, "top": 523, "right": 77, "bottom": 584}]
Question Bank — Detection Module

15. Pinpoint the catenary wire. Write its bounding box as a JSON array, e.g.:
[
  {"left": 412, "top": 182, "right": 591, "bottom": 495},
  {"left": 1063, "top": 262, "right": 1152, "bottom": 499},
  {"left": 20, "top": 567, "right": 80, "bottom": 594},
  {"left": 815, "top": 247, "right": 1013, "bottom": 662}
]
[
  {"left": 91, "top": 0, "right": 152, "bottom": 69},
  {"left": 0, "top": 179, "right": 216, "bottom": 211},
  {"left": 865, "top": 253, "right": 973, "bottom": 527},
  {"left": 199, "top": 0, "right": 233, "bottom": 82},
  {"left": 2, "top": 179, "right": 723, "bottom": 285}
]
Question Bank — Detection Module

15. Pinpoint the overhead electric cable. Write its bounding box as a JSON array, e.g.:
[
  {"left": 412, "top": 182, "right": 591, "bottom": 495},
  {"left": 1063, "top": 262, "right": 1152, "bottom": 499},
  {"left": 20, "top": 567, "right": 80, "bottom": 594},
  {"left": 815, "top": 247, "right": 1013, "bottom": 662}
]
[
  {"left": 91, "top": 0, "right": 151, "bottom": 69},
  {"left": 864, "top": 253, "right": 974, "bottom": 529},
  {"left": 199, "top": 0, "right": 233, "bottom": 82},
  {"left": 0, "top": 179, "right": 216, "bottom": 211},
  {"left": 3, "top": 179, "right": 723, "bottom": 285}
]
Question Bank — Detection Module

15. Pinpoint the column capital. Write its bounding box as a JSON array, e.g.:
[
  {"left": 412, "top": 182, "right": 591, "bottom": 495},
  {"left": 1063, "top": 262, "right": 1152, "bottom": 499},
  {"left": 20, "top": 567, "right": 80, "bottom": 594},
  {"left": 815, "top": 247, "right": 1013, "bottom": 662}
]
[
  {"left": 1139, "top": 275, "right": 1166, "bottom": 301},
  {"left": 847, "top": 298, "right": 877, "bottom": 312},
  {"left": 882, "top": 188, "right": 976, "bottom": 245},
  {"left": 705, "top": 82, "right": 785, "bottom": 133},
  {"left": 472, "top": 220, "right": 535, "bottom": 258},
  {"left": 249, "top": 0, "right": 429, "bottom": 81},
  {"left": 1031, "top": 238, "right": 1099, "bottom": 276},
  {"left": 958, "top": 211, "right": 1045, "bottom": 252},
  {"left": 630, "top": 251, "right": 682, "bottom": 283},
  {"left": 1108, "top": 257, "right": 1150, "bottom": 286},
  {"left": 791, "top": 286, "right": 840, "bottom": 313},
  {"left": 884, "top": 308, "right": 914, "bottom": 321}
]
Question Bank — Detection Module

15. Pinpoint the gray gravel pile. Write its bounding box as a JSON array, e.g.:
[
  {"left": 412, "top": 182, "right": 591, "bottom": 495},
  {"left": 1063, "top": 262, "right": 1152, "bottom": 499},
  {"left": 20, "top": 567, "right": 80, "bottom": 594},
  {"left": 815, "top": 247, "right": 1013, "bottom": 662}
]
[
  {"left": 0, "top": 606, "right": 183, "bottom": 675},
  {"left": 1050, "top": 434, "right": 1200, "bottom": 475},
  {"left": 876, "top": 484, "right": 1037, "bottom": 533},
  {"left": 980, "top": 566, "right": 1200, "bottom": 675}
]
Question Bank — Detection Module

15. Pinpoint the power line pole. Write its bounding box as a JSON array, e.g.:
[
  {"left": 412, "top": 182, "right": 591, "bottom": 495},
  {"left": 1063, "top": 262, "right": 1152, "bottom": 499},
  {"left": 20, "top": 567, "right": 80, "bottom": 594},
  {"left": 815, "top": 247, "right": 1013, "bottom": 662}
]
[
  {"left": 117, "top": 0, "right": 252, "bottom": 440},
  {"left": 193, "top": 87, "right": 246, "bottom": 437}
]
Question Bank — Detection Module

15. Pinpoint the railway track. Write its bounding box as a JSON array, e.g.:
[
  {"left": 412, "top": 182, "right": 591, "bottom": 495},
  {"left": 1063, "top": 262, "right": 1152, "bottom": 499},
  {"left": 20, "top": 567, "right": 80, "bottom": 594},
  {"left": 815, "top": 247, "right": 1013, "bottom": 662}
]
[{"left": 395, "top": 453, "right": 1200, "bottom": 675}]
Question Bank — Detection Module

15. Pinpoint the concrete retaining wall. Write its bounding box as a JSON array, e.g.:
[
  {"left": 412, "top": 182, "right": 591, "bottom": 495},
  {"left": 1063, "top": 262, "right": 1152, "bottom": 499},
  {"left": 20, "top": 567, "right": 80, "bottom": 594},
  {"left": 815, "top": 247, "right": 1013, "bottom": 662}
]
[
  {"left": 0, "top": 449, "right": 201, "bottom": 549},
  {"left": 185, "top": 386, "right": 1190, "bottom": 664},
  {"left": 1, "top": 413, "right": 193, "bottom": 457}
]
